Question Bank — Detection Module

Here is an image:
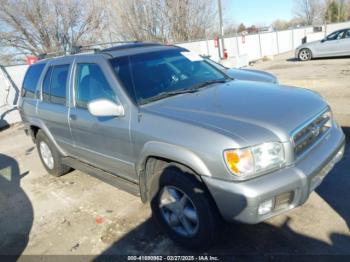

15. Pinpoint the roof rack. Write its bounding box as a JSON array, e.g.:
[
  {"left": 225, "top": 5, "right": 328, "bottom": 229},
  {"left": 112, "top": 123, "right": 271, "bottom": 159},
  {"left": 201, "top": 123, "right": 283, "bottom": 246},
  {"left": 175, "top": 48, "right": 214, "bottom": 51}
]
[
  {"left": 37, "top": 41, "right": 163, "bottom": 60},
  {"left": 38, "top": 50, "right": 67, "bottom": 60},
  {"left": 101, "top": 42, "right": 162, "bottom": 52},
  {"left": 70, "top": 45, "right": 100, "bottom": 55},
  {"left": 38, "top": 46, "right": 100, "bottom": 60}
]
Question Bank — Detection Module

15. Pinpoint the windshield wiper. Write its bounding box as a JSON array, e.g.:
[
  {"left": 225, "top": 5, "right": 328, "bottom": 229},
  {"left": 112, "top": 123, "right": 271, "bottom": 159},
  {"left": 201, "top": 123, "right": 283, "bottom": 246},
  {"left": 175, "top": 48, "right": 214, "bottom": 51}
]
[
  {"left": 139, "top": 88, "right": 200, "bottom": 104},
  {"left": 189, "top": 79, "right": 229, "bottom": 91},
  {"left": 139, "top": 79, "right": 229, "bottom": 105}
]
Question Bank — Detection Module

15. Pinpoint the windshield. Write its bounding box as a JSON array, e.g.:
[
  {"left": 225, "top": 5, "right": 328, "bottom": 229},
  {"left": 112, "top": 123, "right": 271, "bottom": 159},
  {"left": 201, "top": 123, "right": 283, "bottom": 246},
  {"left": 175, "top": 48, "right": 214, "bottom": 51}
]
[
  {"left": 203, "top": 57, "right": 228, "bottom": 71},
  {"left": 326, "top": 30, "right": 345, "bottom": 41},
  {"left": 110, "top": 48, "right": 229, "bottom": 104}
]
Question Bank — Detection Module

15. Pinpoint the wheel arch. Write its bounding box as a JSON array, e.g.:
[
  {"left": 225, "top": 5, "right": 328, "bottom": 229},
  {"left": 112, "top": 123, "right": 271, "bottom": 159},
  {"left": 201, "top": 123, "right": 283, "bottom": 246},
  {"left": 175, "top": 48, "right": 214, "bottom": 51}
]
[
  {"left": 137, "top": 142, "right": 212, "bottom": 202},
  {"left": 27, "top": 119, "right": 67, "bottom": 156}
]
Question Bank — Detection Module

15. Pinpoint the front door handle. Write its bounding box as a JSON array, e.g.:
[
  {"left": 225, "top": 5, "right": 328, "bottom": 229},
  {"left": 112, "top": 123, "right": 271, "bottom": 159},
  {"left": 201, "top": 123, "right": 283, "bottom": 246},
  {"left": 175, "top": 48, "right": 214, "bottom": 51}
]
[{"left": 69, "top": 114, "right": 77, "bottom": 121}]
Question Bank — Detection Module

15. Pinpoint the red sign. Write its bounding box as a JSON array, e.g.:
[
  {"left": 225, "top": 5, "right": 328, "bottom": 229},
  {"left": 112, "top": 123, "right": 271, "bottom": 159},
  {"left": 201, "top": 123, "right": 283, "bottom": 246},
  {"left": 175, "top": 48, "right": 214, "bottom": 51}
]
[
  {"left": 242, "top": 35, "right": 245, "bottom": 44},
  {"left": 223, "top": 49, "right": 228, "bottom": 59},
  {"left": 26, "top": 56, "right": 38, "bottom": 65},
  {"left": 214, "top": 37, "right": 219, "bottom": 48}
]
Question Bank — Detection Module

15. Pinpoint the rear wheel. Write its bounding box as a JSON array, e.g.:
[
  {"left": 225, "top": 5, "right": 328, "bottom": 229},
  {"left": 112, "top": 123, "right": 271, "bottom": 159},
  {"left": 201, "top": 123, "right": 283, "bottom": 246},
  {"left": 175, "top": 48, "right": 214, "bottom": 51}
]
[
  {"left": 36, "top": 130, "right": 71, "bottom": 177},
  {"left": 299, "top": 48, "right": 312, "bottom": 61},
  {"left": 150, "top": 165, "right": 221, "bottom": 250}
]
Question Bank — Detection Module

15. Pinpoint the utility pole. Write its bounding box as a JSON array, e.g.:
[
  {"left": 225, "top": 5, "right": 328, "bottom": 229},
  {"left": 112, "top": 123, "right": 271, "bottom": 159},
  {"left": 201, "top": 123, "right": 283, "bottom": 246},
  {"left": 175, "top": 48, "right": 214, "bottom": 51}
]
[{"left": 218, "top": 0, "right": 225, "bottom": 59}]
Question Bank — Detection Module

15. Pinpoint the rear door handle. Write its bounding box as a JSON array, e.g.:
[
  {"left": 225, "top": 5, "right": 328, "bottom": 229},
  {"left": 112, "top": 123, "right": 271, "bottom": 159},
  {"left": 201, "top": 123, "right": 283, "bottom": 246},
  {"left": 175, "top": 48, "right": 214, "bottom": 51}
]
[{"left": 69, "top": 114, "right": 77, "bottom": 121}]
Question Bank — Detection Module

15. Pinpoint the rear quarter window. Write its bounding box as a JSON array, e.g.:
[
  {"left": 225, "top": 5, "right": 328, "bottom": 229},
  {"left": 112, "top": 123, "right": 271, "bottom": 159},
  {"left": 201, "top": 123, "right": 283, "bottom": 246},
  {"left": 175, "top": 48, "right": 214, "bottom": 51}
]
[{"left": 22, "top": 63, "right": 46, "bottom": 98}]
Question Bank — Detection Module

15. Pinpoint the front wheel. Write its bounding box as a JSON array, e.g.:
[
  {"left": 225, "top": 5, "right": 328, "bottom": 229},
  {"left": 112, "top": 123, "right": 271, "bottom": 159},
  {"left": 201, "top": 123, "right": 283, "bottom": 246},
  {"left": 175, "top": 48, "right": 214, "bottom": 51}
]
[
  {"left": 299, "top": 48, "right": 312, "bottom": 61},
  {"left": 151, "top": 165, "right": 221, "bottom": 250}
]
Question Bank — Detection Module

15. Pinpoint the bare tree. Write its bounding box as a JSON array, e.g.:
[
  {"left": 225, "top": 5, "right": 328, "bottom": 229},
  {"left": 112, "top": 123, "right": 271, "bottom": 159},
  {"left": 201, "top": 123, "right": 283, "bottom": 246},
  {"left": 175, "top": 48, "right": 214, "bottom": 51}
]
[
  {"left": 108, "top": 0, "right": 169, "bottom": 42},
  {"left": 0, "top": 53, "right": 13, "bottom": 65},
  {"left": 165, "top": 0, "right": 216, "bottom": 41},
  {"left": 0, "top": 0, "right": 106, "bottom": 56},
  {"left": 109, "top": 0, "right": 217, "bottom": 43},
  {"left": 293, "top": 0, "right": 325, "bottom": 25}
]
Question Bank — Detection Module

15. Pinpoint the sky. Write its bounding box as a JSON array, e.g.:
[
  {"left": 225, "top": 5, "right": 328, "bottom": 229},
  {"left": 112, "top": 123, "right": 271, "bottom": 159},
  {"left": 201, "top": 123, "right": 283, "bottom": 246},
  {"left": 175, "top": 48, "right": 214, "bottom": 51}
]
[{"left": 223, "top": 0, "right": 295, "bottom": 26}]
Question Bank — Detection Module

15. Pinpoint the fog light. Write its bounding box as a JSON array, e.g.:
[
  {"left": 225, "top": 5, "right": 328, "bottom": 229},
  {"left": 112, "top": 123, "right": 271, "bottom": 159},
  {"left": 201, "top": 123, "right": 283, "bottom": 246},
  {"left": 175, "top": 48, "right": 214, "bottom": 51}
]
[
  {"left": 275, "top": 191, "right": 294, "bottom": 210},
  {"left": 258, "top": 199, "right": 274, "bottom": 215}
]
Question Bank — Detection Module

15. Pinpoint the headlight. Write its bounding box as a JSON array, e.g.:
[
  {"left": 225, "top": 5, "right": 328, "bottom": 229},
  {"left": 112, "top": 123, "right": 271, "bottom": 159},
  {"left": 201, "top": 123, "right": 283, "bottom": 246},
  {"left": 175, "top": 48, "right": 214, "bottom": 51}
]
[
  {"left": 224, "top": 142, "right": 285, "bottom": 179},
  {"left": 321, "top": 110, "right": 333, "bottom": 128}
]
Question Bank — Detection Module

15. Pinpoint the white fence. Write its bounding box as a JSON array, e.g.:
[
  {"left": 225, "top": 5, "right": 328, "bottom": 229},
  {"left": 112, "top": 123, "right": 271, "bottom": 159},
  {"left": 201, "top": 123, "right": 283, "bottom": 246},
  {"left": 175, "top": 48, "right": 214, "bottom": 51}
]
[
  {"left": 0, "top": 65, "right": 28, "bottom": 128},
  {"left": 177, "top": 21, "right": 350, "bottom": 65}
]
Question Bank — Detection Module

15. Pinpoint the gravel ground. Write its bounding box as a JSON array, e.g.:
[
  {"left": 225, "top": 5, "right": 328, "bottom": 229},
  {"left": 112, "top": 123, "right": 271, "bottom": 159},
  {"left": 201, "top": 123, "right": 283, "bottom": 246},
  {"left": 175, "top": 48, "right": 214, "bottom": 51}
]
[{"left": 0, "top": 52, "right": 349, "bottom": 260}]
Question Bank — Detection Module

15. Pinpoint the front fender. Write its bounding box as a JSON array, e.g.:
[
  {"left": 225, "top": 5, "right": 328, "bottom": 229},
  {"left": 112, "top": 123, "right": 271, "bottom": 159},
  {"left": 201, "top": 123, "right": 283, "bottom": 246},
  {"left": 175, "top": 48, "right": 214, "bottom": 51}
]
[
  {"left": 137, "top": 141, "right": 212, "bottom": 177},
  {"left": 137, "top": 141, "right": 212, "bottom": 202}
]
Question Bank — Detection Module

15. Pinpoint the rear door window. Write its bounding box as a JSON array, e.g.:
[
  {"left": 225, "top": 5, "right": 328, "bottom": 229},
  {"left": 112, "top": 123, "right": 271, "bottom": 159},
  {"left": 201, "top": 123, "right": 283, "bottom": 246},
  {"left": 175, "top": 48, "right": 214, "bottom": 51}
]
[
  {"left": 41, "top": 65, "right": 69, "bottom": 105},
  {"left": 22, "top": 63, "right": 46, "bottom": 98},
  {"left": 50, "top": 65, "right": 69, "bottom": 105}
]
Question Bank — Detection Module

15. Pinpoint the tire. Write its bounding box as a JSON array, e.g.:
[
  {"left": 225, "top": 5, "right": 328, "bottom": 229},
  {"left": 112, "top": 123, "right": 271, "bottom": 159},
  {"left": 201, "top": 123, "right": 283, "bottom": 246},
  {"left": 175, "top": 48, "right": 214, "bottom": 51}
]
[
  {"left": 298, "top": 48, "right": 312, "bottom": 61},
  {"left": 150, "top": 164, "right": 221, "bottom": 250},
  {"left": 36, "top": 130, "right": 71, "bottom": 177}
]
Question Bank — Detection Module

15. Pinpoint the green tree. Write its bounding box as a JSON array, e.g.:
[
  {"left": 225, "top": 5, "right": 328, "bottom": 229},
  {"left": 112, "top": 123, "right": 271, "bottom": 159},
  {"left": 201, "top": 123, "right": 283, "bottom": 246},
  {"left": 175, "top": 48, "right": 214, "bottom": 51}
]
[
  {"left": 273, "top": 19, "right": 292, "bottom": 30},
  {"left": 237, "top": 23, "right": 246, "bottom": 33},
  {"left": 325, "top": 1, "right": 338, "bottom": 22},
  {"left": 325, "top": 0, "right": 348, "bottom": 23}
]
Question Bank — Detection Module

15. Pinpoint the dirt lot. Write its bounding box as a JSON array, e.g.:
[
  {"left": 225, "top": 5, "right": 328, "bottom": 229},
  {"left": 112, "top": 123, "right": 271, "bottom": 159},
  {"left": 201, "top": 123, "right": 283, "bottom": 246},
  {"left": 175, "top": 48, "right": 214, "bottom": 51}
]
[{"left": 1, "top": 52, "right": 350, "bottom": 259}]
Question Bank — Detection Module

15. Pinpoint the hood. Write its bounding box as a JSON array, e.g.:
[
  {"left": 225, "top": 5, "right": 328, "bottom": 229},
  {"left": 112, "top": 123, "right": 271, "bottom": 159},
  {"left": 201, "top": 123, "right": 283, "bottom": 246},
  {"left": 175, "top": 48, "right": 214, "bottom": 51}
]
[
  {"left": 297, "top": 40, "right": 321, "bottom": 49},
  {"left": 143, "top": 80, "right": 327, "bottom": 145},
  {"left": 226, "top": 68, "right": 278, "bottom": 83}
]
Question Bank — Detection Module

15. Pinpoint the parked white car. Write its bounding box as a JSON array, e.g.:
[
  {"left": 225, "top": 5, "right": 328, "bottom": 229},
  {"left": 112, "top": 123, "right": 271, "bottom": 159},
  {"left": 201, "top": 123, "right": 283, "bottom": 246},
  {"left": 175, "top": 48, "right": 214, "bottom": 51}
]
[{"left": 296, "top": 28, "right": 350, "bottom": 61}]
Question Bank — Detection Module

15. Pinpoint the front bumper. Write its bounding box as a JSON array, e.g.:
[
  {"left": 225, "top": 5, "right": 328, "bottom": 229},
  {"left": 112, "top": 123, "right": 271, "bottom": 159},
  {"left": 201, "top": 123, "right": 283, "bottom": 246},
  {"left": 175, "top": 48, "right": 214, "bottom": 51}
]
[
  {"left": 203, "top": 126, "right": 345, "bottom": 224},
  {"left": 295, "top": 49, "right": 299, "bottom": 59}
]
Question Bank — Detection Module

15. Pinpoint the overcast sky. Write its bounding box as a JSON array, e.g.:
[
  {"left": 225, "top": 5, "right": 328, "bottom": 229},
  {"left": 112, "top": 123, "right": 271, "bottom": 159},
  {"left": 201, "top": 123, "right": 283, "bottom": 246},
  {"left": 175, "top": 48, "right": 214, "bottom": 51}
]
[{"left": 223, "top": 0, "right": 294, "bottom": 26}]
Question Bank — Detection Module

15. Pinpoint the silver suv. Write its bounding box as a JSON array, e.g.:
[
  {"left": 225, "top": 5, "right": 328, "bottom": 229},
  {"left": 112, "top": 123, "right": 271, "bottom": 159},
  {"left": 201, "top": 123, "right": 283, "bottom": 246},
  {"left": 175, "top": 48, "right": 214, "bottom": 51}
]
[{"left": 19, "top": 43, "right": 345, "bottom": 249}]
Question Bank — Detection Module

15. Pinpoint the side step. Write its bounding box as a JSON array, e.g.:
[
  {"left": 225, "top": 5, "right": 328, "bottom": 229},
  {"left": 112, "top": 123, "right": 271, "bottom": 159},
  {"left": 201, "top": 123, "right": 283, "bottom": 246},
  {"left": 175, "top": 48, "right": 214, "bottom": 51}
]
[{"left": 62, "top": 157, "right": 140, "bottom": 197}]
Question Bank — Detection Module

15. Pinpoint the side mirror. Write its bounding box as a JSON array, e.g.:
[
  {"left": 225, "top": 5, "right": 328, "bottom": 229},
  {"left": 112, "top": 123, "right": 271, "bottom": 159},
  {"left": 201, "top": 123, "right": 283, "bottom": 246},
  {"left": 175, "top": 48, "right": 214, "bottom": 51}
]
[
  {"left": 321, "top": 39, "right": 326, "bottom": 43},
  {"left": 87, "top": 99, "right": 124, "bottom": 117}
]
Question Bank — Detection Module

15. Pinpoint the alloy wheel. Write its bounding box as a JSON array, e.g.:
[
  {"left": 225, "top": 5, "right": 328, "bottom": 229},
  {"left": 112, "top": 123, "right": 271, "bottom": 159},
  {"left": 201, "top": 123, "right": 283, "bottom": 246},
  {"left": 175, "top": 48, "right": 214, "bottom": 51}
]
[
  {"left": 159, "top": 186, "right": 199, "bottom": 237},
  {"left": 39, "top": 141, "right": 54, "bottom": 169},
  {"left": 299, "top": 49, "right": 311, "bottom": 61}
]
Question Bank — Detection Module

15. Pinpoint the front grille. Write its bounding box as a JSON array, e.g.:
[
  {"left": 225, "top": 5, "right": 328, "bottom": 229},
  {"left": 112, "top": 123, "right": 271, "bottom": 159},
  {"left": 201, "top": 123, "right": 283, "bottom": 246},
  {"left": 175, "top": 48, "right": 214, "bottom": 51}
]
[{"left": 293, "top": 111, "right": 331, "bottom": 157}]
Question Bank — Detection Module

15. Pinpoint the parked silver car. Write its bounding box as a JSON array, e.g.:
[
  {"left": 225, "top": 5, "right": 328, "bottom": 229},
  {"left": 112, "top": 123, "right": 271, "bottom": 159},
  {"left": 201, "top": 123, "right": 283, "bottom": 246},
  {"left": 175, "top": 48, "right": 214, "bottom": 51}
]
[
  {"left": 296, "top": 28, "right": 350, "bottom": 61},
  {"left": 19, "top": 43, "right": 345, "bottom": 249},
  {"left": 204, "top": 57, "right": 279, "bottom": 83}
]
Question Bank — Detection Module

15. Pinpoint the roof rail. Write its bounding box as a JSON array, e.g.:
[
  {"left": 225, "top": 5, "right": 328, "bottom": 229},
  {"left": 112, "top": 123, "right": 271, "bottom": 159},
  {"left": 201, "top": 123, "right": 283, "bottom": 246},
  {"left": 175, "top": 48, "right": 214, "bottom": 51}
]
[
  {"left": 101, "top": 42, "right": 163, "bottom": 52},
  {"left": 36, "top": 41, "right": 163, "bottom": 60},
  {"left": 38, "top": 50, "right": 67, "bottom": 60},
  {"left": 70, "top": 45, "right": 100, "bottom": 55}
]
